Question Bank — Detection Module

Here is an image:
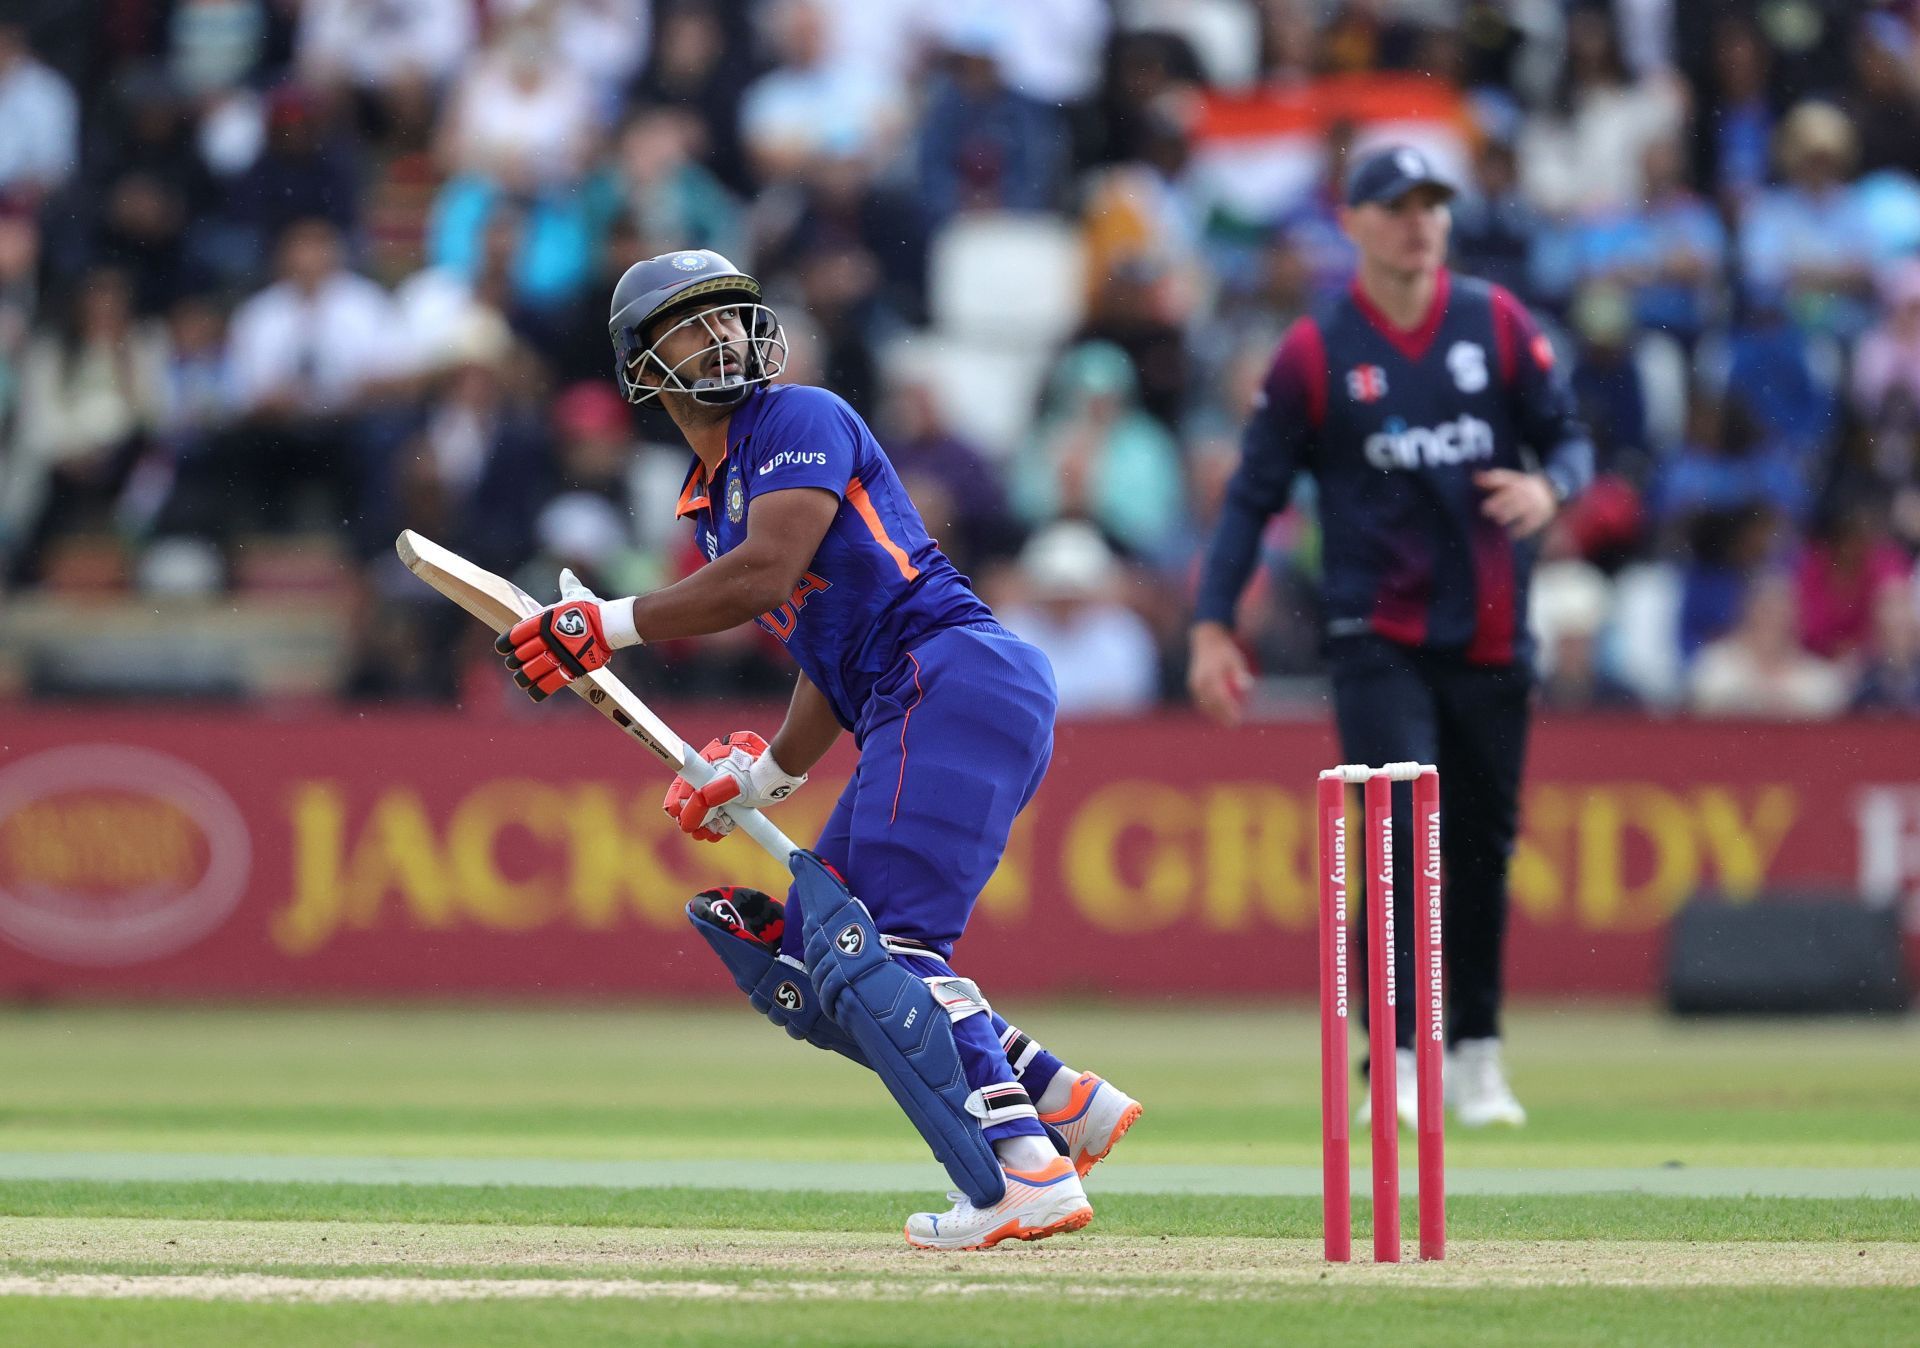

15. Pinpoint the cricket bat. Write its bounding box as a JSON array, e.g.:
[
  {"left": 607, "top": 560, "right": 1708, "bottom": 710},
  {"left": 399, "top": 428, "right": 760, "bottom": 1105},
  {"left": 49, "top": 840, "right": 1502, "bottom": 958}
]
[{"left": 395, "top": 529, "right": 800, "bottom": 863}]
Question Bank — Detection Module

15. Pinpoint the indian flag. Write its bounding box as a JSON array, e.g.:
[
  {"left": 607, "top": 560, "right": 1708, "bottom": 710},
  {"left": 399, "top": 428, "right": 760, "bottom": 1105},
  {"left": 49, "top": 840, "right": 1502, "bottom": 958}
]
[{"left": 1186, "top": 73, "right": 1476, "bottom": 236}]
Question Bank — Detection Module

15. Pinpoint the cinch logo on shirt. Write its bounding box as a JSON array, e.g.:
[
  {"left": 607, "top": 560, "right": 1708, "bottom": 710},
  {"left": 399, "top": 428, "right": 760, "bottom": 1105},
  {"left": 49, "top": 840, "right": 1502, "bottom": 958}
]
[
  {"left": 1363, "top": 414, "right": 1496, "bottom": 470},
  {"left": 758, "top": 450, "right": 830, "bottom": 476}
]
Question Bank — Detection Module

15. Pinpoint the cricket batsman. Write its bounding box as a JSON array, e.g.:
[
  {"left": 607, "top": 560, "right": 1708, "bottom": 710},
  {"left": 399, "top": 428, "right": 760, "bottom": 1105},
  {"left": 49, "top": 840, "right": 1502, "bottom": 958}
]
[
  {"left": 1189, "top": 147, "right": 1594, "bottom": 1128},
  {"left": 491, "top": 249, "right": 1139, "bottom": 1248}
]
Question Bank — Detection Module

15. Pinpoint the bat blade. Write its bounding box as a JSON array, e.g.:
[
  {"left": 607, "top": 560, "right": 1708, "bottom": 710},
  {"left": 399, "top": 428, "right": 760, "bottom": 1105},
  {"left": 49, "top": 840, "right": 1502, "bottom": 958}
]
[{"left": 396, "top": 529, "right": 541, "bottom": 632}]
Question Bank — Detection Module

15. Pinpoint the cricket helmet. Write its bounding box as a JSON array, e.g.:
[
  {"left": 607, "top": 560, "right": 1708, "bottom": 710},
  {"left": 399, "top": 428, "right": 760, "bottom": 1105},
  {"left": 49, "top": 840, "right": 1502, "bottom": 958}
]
[{"left": 607, "top": 249, "right": 787, "bottom": 407}]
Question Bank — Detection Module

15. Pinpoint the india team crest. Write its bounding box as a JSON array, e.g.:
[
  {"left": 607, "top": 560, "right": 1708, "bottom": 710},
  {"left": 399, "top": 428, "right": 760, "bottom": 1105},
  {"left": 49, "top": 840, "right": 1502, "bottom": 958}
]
[
  {"left": 671, "top": 252, "right": 706, "bottom": 271},
  {"left": 1347, "top": 365, "right": 1388, "bottom": 402},
  {"left": 726, "top": 475, "right": 744, "bottom": 523},
  {"left": 1447, "top": 341, "right": 1488, "bottom": 393}
]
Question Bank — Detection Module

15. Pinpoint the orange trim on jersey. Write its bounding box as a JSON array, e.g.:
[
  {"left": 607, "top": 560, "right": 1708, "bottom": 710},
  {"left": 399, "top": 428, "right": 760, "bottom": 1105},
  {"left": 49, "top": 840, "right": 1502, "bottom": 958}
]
[
  {"left": 845, "top": 476, "right": 920, "bottom": 581},
  {"left": 675, "top": 473, "right": 709, "bottom": 518},
  {"left": 674, "top": 448, "right": 732, "bottom": 519},
  {"left": 890, "top": 652, "right": 926, "bottom": 825}
]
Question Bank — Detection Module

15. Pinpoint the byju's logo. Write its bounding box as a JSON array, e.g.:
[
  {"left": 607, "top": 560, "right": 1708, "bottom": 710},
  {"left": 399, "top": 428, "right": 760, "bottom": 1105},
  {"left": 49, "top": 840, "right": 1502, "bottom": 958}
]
[{"left": 759, "top": 450, "right": 829, "bottom": 476}]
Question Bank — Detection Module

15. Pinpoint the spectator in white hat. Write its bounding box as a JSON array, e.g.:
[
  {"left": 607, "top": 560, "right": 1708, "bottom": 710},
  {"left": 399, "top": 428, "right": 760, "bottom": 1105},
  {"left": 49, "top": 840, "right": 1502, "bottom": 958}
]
[{"left": 999, "top": 520, "right": 1158, "bottom": 716}]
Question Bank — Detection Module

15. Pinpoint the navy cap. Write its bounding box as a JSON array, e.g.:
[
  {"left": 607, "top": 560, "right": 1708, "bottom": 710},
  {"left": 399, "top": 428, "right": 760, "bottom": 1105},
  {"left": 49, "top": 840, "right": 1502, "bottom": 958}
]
[{"left": 1345, "top": 145, "right": 1457, "bottom": 208}]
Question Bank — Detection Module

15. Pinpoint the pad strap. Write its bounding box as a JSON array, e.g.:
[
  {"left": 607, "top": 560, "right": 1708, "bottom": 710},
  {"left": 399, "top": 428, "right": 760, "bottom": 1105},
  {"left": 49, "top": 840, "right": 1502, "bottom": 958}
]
[
  {"left": 1000, "top": 1024, "right": 1039, "bottom": 1074},
  {"left": 925, "top": 975, "right": 991, "bottom": 1023},
  {"left": 969, "top": 1081, "right": 1040, "bottom": 1126}
]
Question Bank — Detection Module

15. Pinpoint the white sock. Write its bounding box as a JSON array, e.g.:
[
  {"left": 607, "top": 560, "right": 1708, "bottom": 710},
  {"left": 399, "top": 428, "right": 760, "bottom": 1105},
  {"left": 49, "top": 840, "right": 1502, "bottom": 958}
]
[
  {"left": 993, "top": 1134, "right": 1057, "bottom": 1173},
  {"left": 1033, "top": 1065, "right": 1081, "bottom": 1116}
]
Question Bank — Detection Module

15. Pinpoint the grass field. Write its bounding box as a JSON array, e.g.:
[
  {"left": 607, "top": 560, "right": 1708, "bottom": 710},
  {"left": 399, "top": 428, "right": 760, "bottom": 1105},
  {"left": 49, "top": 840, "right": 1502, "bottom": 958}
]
[{"left": 1, "top": 1004, "right": 1916, "bottom": 1345}]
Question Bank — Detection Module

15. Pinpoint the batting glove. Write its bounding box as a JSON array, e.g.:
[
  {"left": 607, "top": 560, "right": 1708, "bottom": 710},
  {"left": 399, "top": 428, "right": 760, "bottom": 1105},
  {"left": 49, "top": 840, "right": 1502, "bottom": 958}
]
[
  {"left": 496, "top": 569, "right": 636, "bottom": 701},
  {"left": 664, "top": 731, "right": 806, "bottom": 843}
]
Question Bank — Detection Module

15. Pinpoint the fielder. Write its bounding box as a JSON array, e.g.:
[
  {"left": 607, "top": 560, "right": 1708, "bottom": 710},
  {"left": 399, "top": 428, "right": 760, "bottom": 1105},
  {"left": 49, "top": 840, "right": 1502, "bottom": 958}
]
[
  {"left": 1190, "top": 147, "right": 1594, "bottom": 1128},
  {"left": 492, "top": 249, "right": 1139, "bottom": 1248}
]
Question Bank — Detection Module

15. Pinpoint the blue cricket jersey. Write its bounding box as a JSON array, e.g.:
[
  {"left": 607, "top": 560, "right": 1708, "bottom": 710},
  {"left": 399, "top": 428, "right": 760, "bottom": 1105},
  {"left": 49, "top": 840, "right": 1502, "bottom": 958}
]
[
  {"left": 1196, "top": 270, "right": 1594, "bottom": 665},
  {"left": 675, "top": 383, "right": 994, "bottom": 732}
]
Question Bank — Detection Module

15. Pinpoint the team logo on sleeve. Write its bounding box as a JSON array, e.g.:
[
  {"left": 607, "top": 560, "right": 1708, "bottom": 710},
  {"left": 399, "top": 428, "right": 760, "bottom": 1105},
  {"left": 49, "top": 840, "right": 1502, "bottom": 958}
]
[
  {"left": 1447, "top": 341, "right": 1488, "bottom": 393},
  {"left": 1346, "top": 365, "right": 1388, "bottom": 402},
  {"left": 726, "top": 476, "right": 744, "bottom": 522}
]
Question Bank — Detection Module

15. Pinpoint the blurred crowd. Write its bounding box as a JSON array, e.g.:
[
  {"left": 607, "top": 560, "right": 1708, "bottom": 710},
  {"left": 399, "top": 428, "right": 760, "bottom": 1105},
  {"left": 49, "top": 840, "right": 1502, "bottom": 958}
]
[{"left": 1, "top": 0, "right": 1918, "bottom": 719}]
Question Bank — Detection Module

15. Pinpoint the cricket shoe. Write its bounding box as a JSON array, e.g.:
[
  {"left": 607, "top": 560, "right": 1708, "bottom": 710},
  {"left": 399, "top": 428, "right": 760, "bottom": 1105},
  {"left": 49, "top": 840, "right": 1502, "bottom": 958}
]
[
  {"left": 903, "top": 1158, "right": 1093, "bottom": 1251},
  {"left": 1354, "top": 1047, "right": 1420, "bottom": 1131},
  {"left": 1039, "top": 1073, "right": 1143, "bottom": 1178},
  {"left": 1448, "top": 1037, "right": 1526, "bottom": 1128}
]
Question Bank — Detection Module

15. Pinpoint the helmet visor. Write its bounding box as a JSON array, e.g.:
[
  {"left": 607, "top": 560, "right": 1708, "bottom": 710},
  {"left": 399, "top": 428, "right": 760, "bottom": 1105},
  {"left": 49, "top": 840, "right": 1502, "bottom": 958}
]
[{"left": 617, "top": 302, "right": 788, "bottom": 407}]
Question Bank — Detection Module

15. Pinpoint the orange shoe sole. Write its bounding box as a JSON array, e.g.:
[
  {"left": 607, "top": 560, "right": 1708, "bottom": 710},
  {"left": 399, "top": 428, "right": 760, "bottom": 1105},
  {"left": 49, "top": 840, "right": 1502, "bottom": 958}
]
[
  {"left": 905, "top": 1204, "right": 1093, "bottom": 1252},
  {"left": 1074, "top": 1102, "right": 1143, "bottom": 1178}
]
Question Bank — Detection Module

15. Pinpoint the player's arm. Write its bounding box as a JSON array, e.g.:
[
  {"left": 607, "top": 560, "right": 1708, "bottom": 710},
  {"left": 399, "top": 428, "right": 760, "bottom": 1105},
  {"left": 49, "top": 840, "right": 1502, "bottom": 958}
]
[
  {"left": 1189, "top": 321, "right": 1320, "bottom": 725},
  {"left": 494, "top": 487, "right": 838, "bottom": 701},
  {"left": 625, "top": 486, "right": 839, "bottom": 641},
  {"left": 658, "top": 499, "right": 843, "bottom": 842},
  {"left": 1476, "top": 289, "right": 1595, "bottom": 538}
]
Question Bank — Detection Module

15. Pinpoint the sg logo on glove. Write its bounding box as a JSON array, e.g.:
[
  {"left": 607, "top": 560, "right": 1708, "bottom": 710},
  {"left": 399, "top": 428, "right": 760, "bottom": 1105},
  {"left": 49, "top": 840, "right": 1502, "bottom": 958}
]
[{"left": 497, "top": 598, "right": 611, "bottom": 701}]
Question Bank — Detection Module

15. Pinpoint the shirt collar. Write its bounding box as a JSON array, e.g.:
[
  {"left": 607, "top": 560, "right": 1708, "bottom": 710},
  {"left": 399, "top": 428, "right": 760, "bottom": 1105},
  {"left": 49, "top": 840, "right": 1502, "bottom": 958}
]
[
  {"left": 1349, "top": 267, "right": 1452, "bottom": 363},
  {"left": 674, "top": 446, "right": 729, "bottom": 519},
  {"left": 675, "top": 388, "right": 769, "bottom": 518}
]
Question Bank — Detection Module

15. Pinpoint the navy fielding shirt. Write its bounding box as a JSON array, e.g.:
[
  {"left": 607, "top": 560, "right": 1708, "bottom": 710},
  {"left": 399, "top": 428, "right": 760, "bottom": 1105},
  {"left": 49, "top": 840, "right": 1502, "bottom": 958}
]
[{"left": 1196, "top": 270, "right": 1594, "bottom": 666}]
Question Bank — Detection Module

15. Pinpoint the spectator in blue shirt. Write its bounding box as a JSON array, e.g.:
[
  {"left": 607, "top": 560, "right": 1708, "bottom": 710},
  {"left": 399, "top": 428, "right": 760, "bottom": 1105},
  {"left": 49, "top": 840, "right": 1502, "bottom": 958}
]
[
  {"left": 915, "top": 25, "right": 1067, "bottom": 227},
  {"left": 205, "top": 85, "right": 360, "bottom": 287},
  {"left": 1739, "top": 102, "right": 1877, "bottom": 341},
  {"left": 1572, "top": 137, "right": 1726, "bottom": 346},
  {"left": 1702, "top": 16, "right": 1773, "bottom": 211},
  {"left": 1568, "top": 282, "right": 1651, "bottom": 486},
  {"left": 1713, "top": 303, "right": 1840, "bottom": 456},
  {"left": 0, "top": 23, "right": 78, "bottom": 201},
  {"left": 1661, "top": 395, "right": 1810, "bottom": 534},
  {"left": 739, "top": 0, "right": 903, "bottom": 186},
  {"left": 1449, "top": 136, "right": 1545, "bottom": 306}
]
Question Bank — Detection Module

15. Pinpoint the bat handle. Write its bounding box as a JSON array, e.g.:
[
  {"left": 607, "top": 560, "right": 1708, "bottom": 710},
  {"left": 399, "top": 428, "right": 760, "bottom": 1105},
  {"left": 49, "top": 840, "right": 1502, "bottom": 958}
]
[{"left": 672, "top": 746, "right": 802, "bottom": 864}]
